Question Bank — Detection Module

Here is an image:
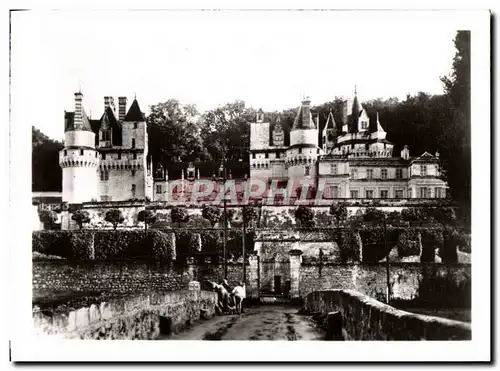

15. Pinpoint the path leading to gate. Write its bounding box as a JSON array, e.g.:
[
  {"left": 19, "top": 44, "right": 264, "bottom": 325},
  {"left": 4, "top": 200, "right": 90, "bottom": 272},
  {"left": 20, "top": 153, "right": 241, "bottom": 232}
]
[{"left": 159, "top": 305, "right": 326, "bottom": 341}]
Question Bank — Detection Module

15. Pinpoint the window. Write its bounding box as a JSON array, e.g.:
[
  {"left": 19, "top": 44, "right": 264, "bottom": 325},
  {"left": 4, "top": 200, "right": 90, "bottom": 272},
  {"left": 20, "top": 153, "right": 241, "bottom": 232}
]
[
  {"left": 365, "top": 143, "right": 369, "bottom": 150},
  {"left": 133, "top": 153, "right": 137, "bottom": 160},
  {"left": 331, "top": 164, "right": 338, "bottom": 175},
  {"left": 350, "top": 190, "right": 359, "bottom": 199},
  {"left": 304, "top": 166, "right": 310, "bottom": 176},
  {"left": 298, "top": 148, "right": 302, "bottom": 154},
  {"left": 380, "top": 190, "right": 389, "bottom": 199},
  {"left": 131, "top": 184, "right": 136, "bottom": 192},
  {"left": 265, "top": 153, "right": 269, "bottom": 159},
  {"left": 435, "top": 188, "right": 442, "bottom": 198},
  {"left": 367, "top": 169, "right": 373, "bottom": 179},
  {"left": 361, "top": 121, "right": 368, "bottom": 129},
  {"left": 330, "top": 186, "right": 339, "bottom": 198},
  {"left": 134, "top": 122, "right": 138, "bottom": 129},
  {"left": 102, "top": 153, "right": 106, "bottom": 160},
  {"left": 100, "top": 195, "right": 110, "bottom": 201},
  {"left": 396, "top": 168, "right": 403, "bottom": 179},
  {"left": 64, "top": 150, "right": 67, "bottom": 156},
  {"left": 252, "top": 153, "right": 256, "bottom": 159},
  {"left": 101, "top": 130, "right": 111, "bottom": 141},
  {"left": 365, "top": 190, "right": 374, "bottom": 199},
  {"left": 351, "top": 143, "right": 354, "bottom": 149},
  {"left": 381, "top": 169, "right": 388, "bottom": 179},
  {"left": 131, "top": 170, "right": 136, "bottom": 177},
  {"left": 420, "top": 165, "right": 427, "bottom": 176},
  {"left": 156, "top": 184, "right": 162, "bottom": 194},
  {"left": 350, "top": 168, "right": 358, "bottom": 179},
  {"left": 100, "top": 170, "right": 109, "bottom": 181},
  {"left": 395, "top": 189, "right": 404, "bottom": 199},
  {"left": 131, "top": 138, "right": 136, "bottom": 148},
  {"left": 80, "top": 149, "right": 84, "bottom": 156},
  {"left": 117, "top": 152, "right": 121, "bottom": 160},
  {"left": 420, "top": 187, "right": 429, "bottom": 198},
  {"left": 95, "top": 152, "right": 98, "bottom": 157}
]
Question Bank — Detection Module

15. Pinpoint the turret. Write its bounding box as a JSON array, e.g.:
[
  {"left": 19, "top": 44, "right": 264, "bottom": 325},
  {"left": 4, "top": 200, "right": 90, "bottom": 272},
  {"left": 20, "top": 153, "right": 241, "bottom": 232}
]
[{"left": 59, "top": 91, "right": 99, "bottom": 204}]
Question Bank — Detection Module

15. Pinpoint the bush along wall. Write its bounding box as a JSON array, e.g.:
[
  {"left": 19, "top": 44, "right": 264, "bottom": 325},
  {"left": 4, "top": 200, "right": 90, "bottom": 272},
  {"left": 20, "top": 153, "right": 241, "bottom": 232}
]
[{"left": 32, "top": 230, "right": 176, "bottom": 265}]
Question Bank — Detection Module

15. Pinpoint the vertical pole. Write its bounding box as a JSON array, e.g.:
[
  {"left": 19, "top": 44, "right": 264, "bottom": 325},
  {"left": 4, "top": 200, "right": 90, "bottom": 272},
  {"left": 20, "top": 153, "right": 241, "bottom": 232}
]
[
  {"left": 384, "top": 214, "right": 391, "bottom": 304},
  {"left": 223, "top": 158, "right": 228, "bottom": 279},
  {"left": 242, "top": 205, "right": 247, "bottom": 284}
]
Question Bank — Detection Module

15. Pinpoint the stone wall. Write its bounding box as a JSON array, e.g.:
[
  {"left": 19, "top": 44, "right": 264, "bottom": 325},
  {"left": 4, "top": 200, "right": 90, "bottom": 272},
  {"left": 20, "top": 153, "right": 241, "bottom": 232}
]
[
  {"left": 303, "top": 290, "right": 471, "bottom": 340},
  {"left": 33, "top": 289, "right": 218, "bottom": 339},
  {"left": 298, "top": 262, "right": 471, "bottom": 304},
  {"left": 33, "top": 260, "right": 258, "bottom": 299}
]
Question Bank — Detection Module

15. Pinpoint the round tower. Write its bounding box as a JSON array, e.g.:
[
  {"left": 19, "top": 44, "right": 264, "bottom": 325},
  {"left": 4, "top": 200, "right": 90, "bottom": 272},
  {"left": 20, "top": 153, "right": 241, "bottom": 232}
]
[
  {"left": 286, "top": 98, "right": 320, "bottom": 182},
  {"left": 59, "top": 92, "right": 99, "bottom": 203}
]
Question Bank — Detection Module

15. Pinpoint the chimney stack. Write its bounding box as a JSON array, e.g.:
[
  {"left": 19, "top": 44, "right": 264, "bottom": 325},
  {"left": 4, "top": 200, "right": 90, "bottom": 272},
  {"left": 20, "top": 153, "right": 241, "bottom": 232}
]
[
  {"left": 118, "top": 97, "right": 127, "bottom": 121},
  {"left": 74, "top": 92, "right": 83, "bottom": 128},
  {"left": 104, "top": 96, "right": 115, "bottom": 112}
]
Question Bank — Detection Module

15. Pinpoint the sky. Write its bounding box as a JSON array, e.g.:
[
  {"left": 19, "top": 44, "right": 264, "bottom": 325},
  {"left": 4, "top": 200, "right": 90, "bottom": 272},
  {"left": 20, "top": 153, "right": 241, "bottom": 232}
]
[{"left": 12, "top": 10, "right": 459, "bottom": 141}]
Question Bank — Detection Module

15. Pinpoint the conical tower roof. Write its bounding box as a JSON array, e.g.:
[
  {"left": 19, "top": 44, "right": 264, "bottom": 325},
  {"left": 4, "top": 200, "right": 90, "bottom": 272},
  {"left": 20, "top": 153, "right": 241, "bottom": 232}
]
[
  {"left": 292, "top": 98, "right": 316, "bottom": 130},
  {"left": 123, "top": 99, "right": 146, "bottom": 121}
]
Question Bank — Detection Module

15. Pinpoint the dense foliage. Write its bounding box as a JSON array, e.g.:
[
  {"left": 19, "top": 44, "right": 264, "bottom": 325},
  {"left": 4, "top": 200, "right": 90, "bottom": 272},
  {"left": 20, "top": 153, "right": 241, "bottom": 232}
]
[
  {"left": 32, "top": 230, "right": 176, "bottom": 263},
  {"left": 38, "top": 209, "right": 58, "bottom": 229},
  {"left": 71, "top": 210, "right": 91, "bottom": 230},
  {"left": 32, "top": 127, "right": 63, "bottom": 192},
  {"left": 294, "top": 206, "right": 316, "bottom": 228},
  {"left": 170, "top": 206, "right": 190, "bottom": 227},
  {"left": 137, "top": 209, "right": 158, "bottom": 230},
  {"left": 201, "top": 205, "right": 222, "bottom": 228},
  {"left": 104, "top": 209, "right": 125, "bottom": 230}
]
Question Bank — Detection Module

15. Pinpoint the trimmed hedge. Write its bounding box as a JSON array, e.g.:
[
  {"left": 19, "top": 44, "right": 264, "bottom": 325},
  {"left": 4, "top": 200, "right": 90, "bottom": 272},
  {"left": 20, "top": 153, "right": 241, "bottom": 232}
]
[
  {"left": 32, "top": 231, "right": 94, "bottom": 260},
  {"left": 32, "top": 230, "right": 175, "bottom": 263}
]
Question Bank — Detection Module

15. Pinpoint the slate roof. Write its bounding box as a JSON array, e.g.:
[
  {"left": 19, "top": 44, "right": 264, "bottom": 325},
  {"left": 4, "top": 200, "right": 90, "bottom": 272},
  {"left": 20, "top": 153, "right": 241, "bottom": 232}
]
[
  {"left": 64, "top": 110, "right": 93, "bottom": 132},
  {"left": 124, "top": 99, "right": 146, "bottom": 122},
  {"left": 292, "top": 100, "right": 316, "bottom": 130}
]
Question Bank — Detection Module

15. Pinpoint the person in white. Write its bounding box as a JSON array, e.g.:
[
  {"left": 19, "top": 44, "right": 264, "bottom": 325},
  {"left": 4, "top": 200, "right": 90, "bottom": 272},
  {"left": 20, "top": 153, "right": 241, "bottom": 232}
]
[{"left": 231, "top": 282, "right": 246, "bottom": 314}]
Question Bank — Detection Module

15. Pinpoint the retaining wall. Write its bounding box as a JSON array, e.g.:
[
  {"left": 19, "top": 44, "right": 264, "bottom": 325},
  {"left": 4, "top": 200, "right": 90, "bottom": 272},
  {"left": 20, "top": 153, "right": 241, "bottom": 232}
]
[
  {"left": 303, "top": 290, "right": 471, "bottom": 340},
  {"left": 33, "top": 289, "right": 218, "bottom": 339}
]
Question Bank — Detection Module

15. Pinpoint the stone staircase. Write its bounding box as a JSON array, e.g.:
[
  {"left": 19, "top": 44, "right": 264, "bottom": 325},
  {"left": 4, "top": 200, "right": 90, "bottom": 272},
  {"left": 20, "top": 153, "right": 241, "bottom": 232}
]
[{"left": 259, "top": 292, "right": 291, "bottom": 305}]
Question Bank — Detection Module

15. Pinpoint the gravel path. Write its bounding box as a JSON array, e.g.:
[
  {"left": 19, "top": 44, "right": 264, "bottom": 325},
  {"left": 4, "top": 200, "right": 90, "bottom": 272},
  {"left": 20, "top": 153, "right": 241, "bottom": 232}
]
[{"left": 160, "top": 305, "right": 325, "bottom": 341}]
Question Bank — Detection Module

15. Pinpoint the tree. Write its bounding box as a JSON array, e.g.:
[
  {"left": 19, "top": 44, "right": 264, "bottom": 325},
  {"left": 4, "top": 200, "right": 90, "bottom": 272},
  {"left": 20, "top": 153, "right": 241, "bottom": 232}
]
[
  {"left": 294, "top": 205, "right": 315, "bottom": 228},
  {"left": 223, "top": 209, "right": 236, "bottom": 227},
  {"left": 363, "top": 207, "right": 385, "bottom": 223},
  {"left": 32, "top": 126, "right": 63, "bottom": 192},
  {"left": 147, "top": 100, "right": 207, "bottom": 166},
  {"left": 329, "top": 202, "right": 348, "bottom": 224},
  {"left": 71, "top": 209, "right": 91, "bottom": 230},
  {"left": 243, "top": 206, "right": 259, "bottom": 228},
  {"left": 38, "top": 209, "right": 57, "bottom": 230},
  {"left": 105, "top": 209, "right": 125, "bottom": 230},
  {"left": 171, "top": 206, "right": 190, "bottom": 228},
  {"left": 137, "top": 209, "right": 157, "bottom": 230},
  {"left": 440, "top": 31, "right": 471, "bottom": 216},
  {"left": 201, "top": 205, "right": 222, "bottom": 228}
]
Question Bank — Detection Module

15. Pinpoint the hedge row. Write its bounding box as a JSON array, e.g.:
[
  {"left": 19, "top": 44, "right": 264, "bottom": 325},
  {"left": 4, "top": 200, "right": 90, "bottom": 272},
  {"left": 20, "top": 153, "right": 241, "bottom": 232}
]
[{"left": 32, "top": 230, "right": 175, "bottom": 263}]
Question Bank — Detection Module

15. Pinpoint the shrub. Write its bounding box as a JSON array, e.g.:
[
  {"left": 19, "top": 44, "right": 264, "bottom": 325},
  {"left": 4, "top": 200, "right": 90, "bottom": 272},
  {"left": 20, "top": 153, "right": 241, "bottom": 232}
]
[
  {"left": 362, "top": 207, "right": 385, "bottom": 223},
  {"left": 93, "top": 230, "right": 175, "bottom": 263},
  {"left": 420, "top": 229, "right": 443, "bottom": 262},
  {"left": 104, "top": 209, "right": 125, "bottom": 230},
  {"left": 294, "top": 206, "right": 315, "bottom": 228},
  {"left": 38, "top": 209, "right": 58, "bottom": 230},
  {"left": 175, "top": 230, "right": 192, "bottom": 256},
  {"left": 171, "top": 207, "right": 190, "bottom": 227},
  {"left": 329, "top": 202, "right": 348, "bottom": 223},
  {"left": 201, "top": 205, "right": 221, "bottom": 228},
  {"left": 396, "top": 228, "right": 422, "bottom": 258},
  {"left": 71, "top": 210, "right": 91, "bottom": 229},
  {"left": 137, "top": 209, "right": 157, "bottom": 230},
  {"left": 359, "top": 228, "right": 386, "bottom": 263},
  {"left": 32, "top": 231, "right": 94, "bottom": 260},
  {"left": 190, "top": 233, "right": 202, "bottom": 253},
  {"left": 243, "top": 206, "right": 259, "bottom": 227},
  {"left": 441, "top": 227, "right": 460, "bottom": 263}
]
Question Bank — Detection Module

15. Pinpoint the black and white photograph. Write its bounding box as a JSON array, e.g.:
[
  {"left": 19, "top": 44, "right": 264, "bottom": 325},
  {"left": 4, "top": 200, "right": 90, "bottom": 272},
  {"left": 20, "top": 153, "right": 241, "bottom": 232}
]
[{"left": 7, "top": 4, "right": 491, "bottom": 363}]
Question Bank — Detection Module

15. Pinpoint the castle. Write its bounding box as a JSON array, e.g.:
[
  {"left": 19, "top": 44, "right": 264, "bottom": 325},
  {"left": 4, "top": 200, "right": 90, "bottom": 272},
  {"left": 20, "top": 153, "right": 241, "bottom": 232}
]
[
  {"left": 249, "top": 92, "right": 448, "bottom": 201},
  {"left": 59, "top": 90, "right": 447, "bottom": 205},
  {"left": 59, "top": 92, "right": 154, "bottom": 203}
]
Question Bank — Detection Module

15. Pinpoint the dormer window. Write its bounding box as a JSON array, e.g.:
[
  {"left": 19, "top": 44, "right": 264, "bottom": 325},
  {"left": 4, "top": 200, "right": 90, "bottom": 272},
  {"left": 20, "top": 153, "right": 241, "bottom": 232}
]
[
  {"left": 361, "top": 121, "right": 368, "bottom": 129},
  {"left": 80, "top": 149, "right": 84, "bottom": 155},
  {"left": 420, "top": 165, "right": 427, "bottom": 176},
  {"left": 101, "top": 130, "right": 111, "bottom": 141},
  {"left": 134, "top": 122, "right": 138, "bottom": 129}
]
